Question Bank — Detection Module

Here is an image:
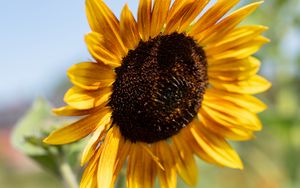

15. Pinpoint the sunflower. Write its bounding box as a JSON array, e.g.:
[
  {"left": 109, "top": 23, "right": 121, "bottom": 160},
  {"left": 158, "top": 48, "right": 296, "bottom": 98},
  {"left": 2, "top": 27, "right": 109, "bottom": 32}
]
[{"left": 44, "top": 0, "right": 271, "bottom": 187}]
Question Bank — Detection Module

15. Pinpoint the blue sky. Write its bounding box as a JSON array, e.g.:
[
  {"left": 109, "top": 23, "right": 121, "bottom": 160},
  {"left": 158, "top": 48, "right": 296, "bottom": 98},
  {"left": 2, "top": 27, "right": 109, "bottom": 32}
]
[{"left": 0, "top": 0, "right": 139, "bottom": 107}]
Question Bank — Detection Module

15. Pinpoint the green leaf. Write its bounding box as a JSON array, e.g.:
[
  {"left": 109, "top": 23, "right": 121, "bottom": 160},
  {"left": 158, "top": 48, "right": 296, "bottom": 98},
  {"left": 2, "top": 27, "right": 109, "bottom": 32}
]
[
  {"left": 11, "top": 98, "right": 60, "bottom": 155},
  {"left": 31, "top": 154, "right": 60, "bottom": 175}
]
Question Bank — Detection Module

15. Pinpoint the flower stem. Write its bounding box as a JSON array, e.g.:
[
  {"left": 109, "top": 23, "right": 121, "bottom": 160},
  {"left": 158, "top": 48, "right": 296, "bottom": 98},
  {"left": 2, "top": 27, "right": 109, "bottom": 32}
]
[{"left": 59, "top": 160, "right": 78, "bottom": 188}]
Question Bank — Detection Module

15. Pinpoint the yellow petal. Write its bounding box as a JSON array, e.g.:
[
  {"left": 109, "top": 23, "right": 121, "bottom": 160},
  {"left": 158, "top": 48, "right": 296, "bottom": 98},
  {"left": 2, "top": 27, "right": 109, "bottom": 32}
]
[
  {"left": 208, "top": 36, "right": 270, "bottom": 60},
  {"left": 64, "top": 86, "right": 111, "bottom": 110},
  {"left": 67, "top": 62, "right": 115, "bottom": 90},
  {"left": 126, "top": 145, "right": 140, "bottom": 188},
  {"left": 205, "top": 25, "right": 268, "bottom": 53},
  {"left": 208, "top": 56, "right": 259, "bottom": 69},
  {"left": 43, "top": 107, "right": 111, "bottom": 145},
  {"left": 138, "top": 0, "right": 152, "bottom": 41},
  {"left": 111, "top": 140, "right": 131, "bottom": 185},
  {"left": 86, "top": 0, "right": 126, "bottom": 56},
  {"left": 189, "top": 0, "right": 240, "bottom": 36},
  {"left": 198, "top": 110, "right": 255, "bottom": 141},
  {"left": 208, "top": 66, "right": 259, "bottom": 81},
  {"left": 81, "top": 122, "right": 111, "bottom": 166},
  {"left": 85, "top": 32, "right": 122, "bottom": 67},
  {"left": 142, "top": 149, "right": 156, "bottom": 188},
  {"left": 172, "top": 135, "right": 198, "bottom": 186},
  {"left": 126, "top": 144, "right": 137, "bottom": 188},
  {"left": 190, "top": 119, "right": 243, "bottom": 169},
  {"left": 201, "top": 97, "right": 263, "bottom": 131},
  {"left": 205, "top": 88, "right": 267, "bottom": 113},
  {"left": 155, "top": 141, "right": 177, "bottom": 188},
  {"left": 178, "top": 0, "right": 210, "bottom": 33},
  {"left": 80, "top": 148, "right": 101, "bottom": 188},
  {"left": 97, "top": 127, "right": 121, "bottom": 188},
  {"left": 195, "top": 1, "right": 264, "bottom": 45},
  {"left": 181, "top": 127, "right": 221, "bottom": 165},
  {"left": 198, "top": 100, "right": 255, "bottom": 141},
  {"left": 150, "top": 0, "right": 171, "bottom": 38},
  {"left": 127, "top": 144, "right": 156, "bottom": 188},
  {"left": 52, "top": 105, "right": 95, "bottom": 116},
  {"left": 166, "top": 0, "right": 193, "bottom": 23},
  {"left": 201, "top": 115, "right": 254, "bottom": 141},
  {"left": 164, "top": 0, "right": 194, "bottom": 34},
  {"left": 120, "top": 4, "right": 140, "bottom": 50},
  {"left": 208, "top": 57, "right": 261, "bottom": 81},
  {"left": 141, "top": 143, "right": 164, "bottom": 170},
  {"left": 210, "top": 75, "right": 272, "bottom": 94}
]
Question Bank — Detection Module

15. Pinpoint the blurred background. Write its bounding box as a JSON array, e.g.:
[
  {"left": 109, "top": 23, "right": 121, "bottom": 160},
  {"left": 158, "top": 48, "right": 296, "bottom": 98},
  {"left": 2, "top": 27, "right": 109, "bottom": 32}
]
[{"left": 0, "top": 0, "right": 299, "bottom": 187}]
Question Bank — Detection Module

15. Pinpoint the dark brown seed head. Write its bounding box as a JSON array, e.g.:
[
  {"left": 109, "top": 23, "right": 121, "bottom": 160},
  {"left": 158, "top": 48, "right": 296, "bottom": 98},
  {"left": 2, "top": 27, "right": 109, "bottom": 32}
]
[{"left": 109, "top": 32, "right": 208, "bottom": 143}]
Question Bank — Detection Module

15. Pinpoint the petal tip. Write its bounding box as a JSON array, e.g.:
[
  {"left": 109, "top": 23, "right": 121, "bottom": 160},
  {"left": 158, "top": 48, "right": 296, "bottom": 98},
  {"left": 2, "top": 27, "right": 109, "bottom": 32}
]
[
  {"left": 52, "top": 108, "right": 62, "bottom": 115},
  {"left": 238, "top": 163, "right": 244, "bottom": 170},
  {"left": 42, "top": 137, "right": 49, "bottom": 144},
  {"left": 253, "top": 1, "right": 265, "bottom": 6},
  {"left": 43, "top": 136, "right": 55, "bottom": 145},
  {"left": 261, "top": 36, "right": 271, "bottom": 43},
  {"left": 265, "top": 80, "right": 272, "bottom": 90},
  {"left": 233, "top": 157, "right": 244, "bottom": 170},
  {"left": 260, "top": 25, "right": 269, "bottom": 31},
  {"left": 80, "top": 158, "right": 87, "bottom": 167}
]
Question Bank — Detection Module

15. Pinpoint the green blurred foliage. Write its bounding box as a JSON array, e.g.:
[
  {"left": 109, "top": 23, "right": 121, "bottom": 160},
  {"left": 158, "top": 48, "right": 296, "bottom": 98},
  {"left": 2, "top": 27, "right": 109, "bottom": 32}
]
[{"left": 9, "top": 98, "right": 86, "bottom": 188}]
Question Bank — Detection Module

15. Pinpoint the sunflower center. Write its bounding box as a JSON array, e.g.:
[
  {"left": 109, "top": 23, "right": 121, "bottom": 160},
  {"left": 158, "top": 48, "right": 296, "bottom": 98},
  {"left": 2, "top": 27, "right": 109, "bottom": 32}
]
[{"left": 109, "top": 32, "right": 208, "bottom": 143}]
